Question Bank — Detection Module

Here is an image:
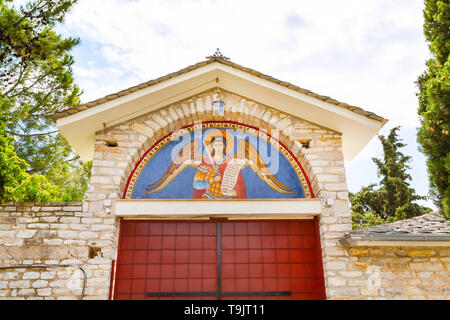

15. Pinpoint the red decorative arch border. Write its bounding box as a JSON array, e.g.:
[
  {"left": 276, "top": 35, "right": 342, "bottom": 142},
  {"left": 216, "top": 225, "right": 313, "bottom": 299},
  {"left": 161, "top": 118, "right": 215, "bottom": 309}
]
[{"left": 122, "top": 121, "right": 315, "bottom": 199}]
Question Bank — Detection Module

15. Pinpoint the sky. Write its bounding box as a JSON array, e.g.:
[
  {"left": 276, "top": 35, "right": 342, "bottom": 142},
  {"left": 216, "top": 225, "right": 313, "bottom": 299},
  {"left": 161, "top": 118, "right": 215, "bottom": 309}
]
[{"left": 53, "top": 0, "right": 433, "bottom": 208}]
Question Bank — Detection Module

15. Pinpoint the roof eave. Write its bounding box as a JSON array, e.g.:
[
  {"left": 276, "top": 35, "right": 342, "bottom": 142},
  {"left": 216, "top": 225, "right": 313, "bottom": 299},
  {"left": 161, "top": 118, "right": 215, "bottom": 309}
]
[
  {"left": 56, "top": 59, "right": 388, "bottom": 162},
  {"left": 340, "top": 233, "right": 450, "bottom": 246}
]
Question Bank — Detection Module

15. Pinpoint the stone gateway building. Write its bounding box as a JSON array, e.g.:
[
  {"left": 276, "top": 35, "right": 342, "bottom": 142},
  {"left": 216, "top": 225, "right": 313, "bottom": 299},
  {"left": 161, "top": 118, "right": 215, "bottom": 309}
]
[{"left": 1, "top": 53, "right": 449, "bottom": 300}]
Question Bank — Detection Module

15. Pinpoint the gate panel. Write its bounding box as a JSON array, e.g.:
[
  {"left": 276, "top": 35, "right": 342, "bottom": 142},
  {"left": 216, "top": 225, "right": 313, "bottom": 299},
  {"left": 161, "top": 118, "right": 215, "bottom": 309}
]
[
  {"left": 115, "top": 221, "right": 217, "bottom": 300},
  {"left": 220, "top": 220, "right": 324, "bottom": 300}
]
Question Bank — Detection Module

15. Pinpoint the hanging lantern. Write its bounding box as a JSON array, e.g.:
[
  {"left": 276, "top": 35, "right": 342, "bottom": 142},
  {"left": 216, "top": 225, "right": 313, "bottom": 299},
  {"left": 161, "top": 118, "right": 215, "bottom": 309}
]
[{"left": 212, "top": 89, "right": 225, "bottom": 119}]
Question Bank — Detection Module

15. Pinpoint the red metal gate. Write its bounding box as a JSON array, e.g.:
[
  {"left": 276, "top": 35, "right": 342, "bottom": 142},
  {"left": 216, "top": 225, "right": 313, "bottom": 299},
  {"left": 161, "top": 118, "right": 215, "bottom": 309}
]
[{"left": 113, "top": 219, "right": 325, "bottom": 300}]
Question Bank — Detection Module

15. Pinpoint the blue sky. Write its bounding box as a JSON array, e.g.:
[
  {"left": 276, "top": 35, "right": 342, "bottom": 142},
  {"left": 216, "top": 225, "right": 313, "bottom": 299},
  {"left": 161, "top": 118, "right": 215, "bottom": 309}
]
[{"left": 55, "top": 0, "right": 434, "bottom": 208}]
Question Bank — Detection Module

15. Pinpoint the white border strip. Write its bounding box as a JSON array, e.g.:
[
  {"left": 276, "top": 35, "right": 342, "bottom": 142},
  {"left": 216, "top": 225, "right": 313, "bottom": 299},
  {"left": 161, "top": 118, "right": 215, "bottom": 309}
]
[{"left": 115, "top": 199, "right": 321, "bottom": 219}]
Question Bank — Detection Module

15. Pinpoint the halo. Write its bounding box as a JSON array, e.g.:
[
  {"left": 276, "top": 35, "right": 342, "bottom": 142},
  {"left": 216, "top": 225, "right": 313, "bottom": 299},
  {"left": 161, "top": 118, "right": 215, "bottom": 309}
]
[{"left": 204, "top": 129, "right": 234, "bottom": 155}]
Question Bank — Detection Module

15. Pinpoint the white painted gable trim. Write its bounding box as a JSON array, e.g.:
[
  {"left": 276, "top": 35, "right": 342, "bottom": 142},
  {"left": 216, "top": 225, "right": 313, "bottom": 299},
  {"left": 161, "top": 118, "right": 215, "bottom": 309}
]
[{"left": 57, "top": 62, "right": 386, "bottom": 162}]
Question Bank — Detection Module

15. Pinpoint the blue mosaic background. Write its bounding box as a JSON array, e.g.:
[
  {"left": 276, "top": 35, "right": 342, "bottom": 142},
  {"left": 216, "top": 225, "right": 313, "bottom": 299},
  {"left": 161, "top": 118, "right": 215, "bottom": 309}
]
[{"left": 131, "top": 128, "right": 305, "bottom": 199}]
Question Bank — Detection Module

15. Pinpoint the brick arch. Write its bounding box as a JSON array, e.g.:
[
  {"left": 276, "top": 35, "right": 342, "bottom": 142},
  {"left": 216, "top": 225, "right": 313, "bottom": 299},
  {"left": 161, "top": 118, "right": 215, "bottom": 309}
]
[{"left": 90, "top": 90, "right": 328, "bottom": 202}]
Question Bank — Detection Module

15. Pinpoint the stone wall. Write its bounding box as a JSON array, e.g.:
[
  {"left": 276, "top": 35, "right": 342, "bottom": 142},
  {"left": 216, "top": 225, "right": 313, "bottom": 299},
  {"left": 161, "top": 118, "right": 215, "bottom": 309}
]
[
  {"left": 336, "top": 246, "right": 450, "bottom": 300},
  {"left": 2, "top": 203, "right": 448, "bottom": 300},
  {"left": 0, "top": 202, "right": 115, "bottom": 300}
]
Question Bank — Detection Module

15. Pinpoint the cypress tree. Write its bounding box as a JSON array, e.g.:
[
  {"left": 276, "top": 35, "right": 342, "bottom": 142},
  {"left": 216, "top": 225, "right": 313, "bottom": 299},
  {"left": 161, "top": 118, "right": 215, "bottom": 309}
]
[
  {"left": 350, "top": 127, "right": 432, "bottom": 228},
  {"left": 416, "top": 0, "right": 450, "bottom": 218}
]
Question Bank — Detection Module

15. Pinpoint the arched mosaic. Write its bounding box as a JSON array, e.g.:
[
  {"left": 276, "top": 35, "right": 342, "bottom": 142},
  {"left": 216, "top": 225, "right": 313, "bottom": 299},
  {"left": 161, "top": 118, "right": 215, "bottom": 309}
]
[{"left": 123, "top": 121, "right": 313, "bottom": 199}]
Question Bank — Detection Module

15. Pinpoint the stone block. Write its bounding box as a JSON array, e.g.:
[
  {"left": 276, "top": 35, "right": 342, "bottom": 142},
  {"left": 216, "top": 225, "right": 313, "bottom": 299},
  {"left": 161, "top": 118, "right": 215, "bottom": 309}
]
[
  {"left": 408, "top": 250, "right": 437, "bottom": 257},
  {"left": 37, "top": 288, "right": 52, "bottom": 296},
  {"left": 332, "top": 287, "right": 360, "bottom": 297},
  {"left": 43, "top": 239, "right": 63, "bottom": 245},
  {"left": 1, "top": 238, "right": 23, "bottom": 246},
  {"left": 22, "top": 272, "right": 40, "bottom": 280},
  {"left": 41, "top": 272, "right": 56, "bottom": 280},
  {"left": 57, "top": 230, "right": 79, "bottom": 239},
  {"left": 341, "top": 270, "right": 364, "bottom": 278},
  {"left": 326, "top": 261, "right": 347, "bottom": 271},
  {"left": 91, "top": 224, "right": 114, "bottom": 231},
  {"left": 39, "top": 217, "right": 59, "bottom": 223},
  {"left": 328, "top": 277, "right": 346, "bottom": 286},
  {"left": 79, "top": 232, "right": 100, "bottom": 239},
  {"left": 424, "top": 263, "right": 444, "bottom": 272},
  {"left": 347, "top": 279, "right": 367, "bottom": 286},
  {"left": 18, "top": 217, "right": 39, "bottom": 223},
  {"left": 405, "top": 287, "right": 424, "bottom": 296},
  {"left": 60, "top": 217, "right": 81, "bottom": 224},
  {"left": 336, "top": 192, "right": 349, "bottom": 200},
  {"left": 0, "top": 230, "right": 15, "bottom": 237},
  {"left": 44, "top": 207, "right": 62, "bottom": 211},
  {"left": 409, "top": 263, "right": 425, "bottom": 271},
  {"left": 385, "top": 287, "right": 404, "bottom": 296},
  {"left": 63, "top": 240, "right": 86, "bottom": 246},
  {"left": 18, "top": 288, "right": 35, "bottom": 295},
  {"left": 316, "top": 174, "right": 342, "bottom": 182},
  {"left": 9, "top": 280, "right": 30, "bottom": 288},
  {"left": 328, "top": 224, "right": 351, "bottom": 232},
  {"left": 69, "top": 224, "right": 91, "bottom": 231},
  {"left": 16, "top": 229, "right": 37, "bottom": 238},
  {"left": 361, "top": 288, "right": 379, "bottom": 296},
  {"left": 49, "top": 223, "right": 70, "bottom": 230},
  {"left": 324, "top": 183, "right": 348, "bottom": 192},
  {"left": 27, "top": 223, "right": 49, "bottom": 229},
  {"left": 49, "top": 280, "right": 66, "bottom": 288},
  {"left": 32, "top": 280, "right": 48, "bottom": 288},
  {"left": 0, "top": 289, "right": 9, "bottom": 297}
]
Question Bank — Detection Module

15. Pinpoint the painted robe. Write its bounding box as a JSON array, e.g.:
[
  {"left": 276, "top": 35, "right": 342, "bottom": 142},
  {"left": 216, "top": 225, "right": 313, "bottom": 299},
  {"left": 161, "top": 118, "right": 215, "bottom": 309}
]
[{"left": 192, "top": 157, "right": 247, "bottom": 199}]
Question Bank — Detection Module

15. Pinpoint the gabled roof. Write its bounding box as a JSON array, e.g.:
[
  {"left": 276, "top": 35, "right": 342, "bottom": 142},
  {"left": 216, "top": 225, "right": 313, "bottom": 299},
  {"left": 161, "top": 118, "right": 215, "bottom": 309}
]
[
  {"left": 54, "top": 56, "right": 386, "bottom": 122},
  {"left": 340, "top": 212, "right": 450, "bottom": 246},
  {"left": 56, "top": 56, "right": 388, "bottom": 162}
]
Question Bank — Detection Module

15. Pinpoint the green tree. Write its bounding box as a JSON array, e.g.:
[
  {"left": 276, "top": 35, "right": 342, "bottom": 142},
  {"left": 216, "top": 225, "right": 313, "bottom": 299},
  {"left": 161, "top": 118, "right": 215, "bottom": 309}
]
[
  {"left": 416, "top": 0, "right": 450, "bottom": 218},
  {"left": 350, "top": 127, "right": 432, "bottom": 229},
  {"left": 0, "top": 0, "right": 90, "bottom": 200},
  {"left": 0, "top": 120, "right": 70, "bottom": 202}
]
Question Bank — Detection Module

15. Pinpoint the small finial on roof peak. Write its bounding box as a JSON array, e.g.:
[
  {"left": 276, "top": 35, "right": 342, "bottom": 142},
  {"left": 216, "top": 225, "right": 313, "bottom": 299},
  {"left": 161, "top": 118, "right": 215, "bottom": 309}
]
[{"left": 206, "top": 48, "right": 230, "bottom": 60}]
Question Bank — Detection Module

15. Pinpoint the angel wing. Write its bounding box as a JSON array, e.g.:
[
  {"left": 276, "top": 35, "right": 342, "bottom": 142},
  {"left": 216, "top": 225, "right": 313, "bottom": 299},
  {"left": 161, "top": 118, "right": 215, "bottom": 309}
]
[
  {"left": 235, "top": 140, "right": 294, "bottom": 194},
  {"left": 145, "top": 140, "right": 201, "bottom": 193}
]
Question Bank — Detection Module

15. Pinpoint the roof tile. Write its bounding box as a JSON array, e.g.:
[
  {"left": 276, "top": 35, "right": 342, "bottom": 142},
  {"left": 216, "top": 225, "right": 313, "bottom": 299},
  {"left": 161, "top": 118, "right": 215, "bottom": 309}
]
[{"left": 343, "top": 212, "right": 450, "bottom": 242}]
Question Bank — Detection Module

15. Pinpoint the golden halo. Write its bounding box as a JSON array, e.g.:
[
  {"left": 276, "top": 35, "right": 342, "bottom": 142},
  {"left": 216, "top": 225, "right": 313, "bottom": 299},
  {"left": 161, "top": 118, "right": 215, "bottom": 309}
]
[{"left": 204, "top": 129, "right": 234, "bottom": 155}]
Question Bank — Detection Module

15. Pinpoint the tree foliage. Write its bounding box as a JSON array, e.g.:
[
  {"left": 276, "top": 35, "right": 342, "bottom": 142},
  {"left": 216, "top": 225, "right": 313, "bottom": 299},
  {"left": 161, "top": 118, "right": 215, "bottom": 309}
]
[
  {"left": 0, "top": 0, "right": 90, "bottom": 201},
  {"left": 416, "top": 0, "right": 450, "bottom": 218},
  {"left": 350, "top": 127, "right": 432, "bottom": 229},
  {"left": 0, "top": 121, "right": 70, "bottom": 202},
  {"left": 0, "top": 0, "right": 80, "bottom": 121}
]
